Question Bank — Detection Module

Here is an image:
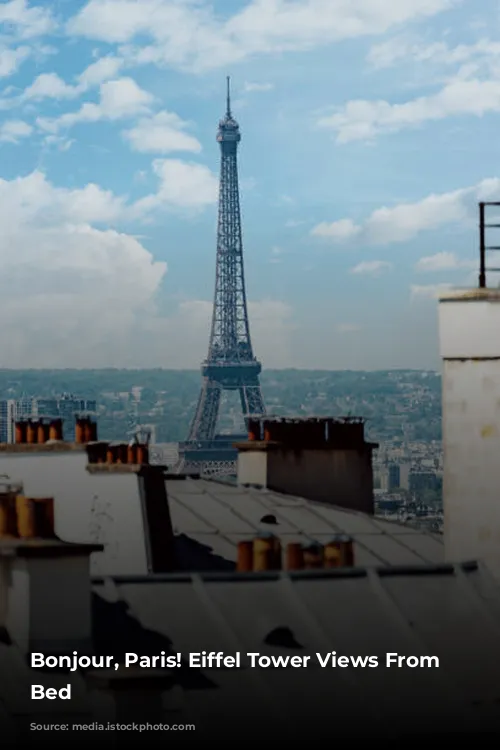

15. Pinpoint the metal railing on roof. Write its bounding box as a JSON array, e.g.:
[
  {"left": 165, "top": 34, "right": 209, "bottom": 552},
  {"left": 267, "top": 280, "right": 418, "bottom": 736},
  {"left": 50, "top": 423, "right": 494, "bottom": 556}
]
[{"left": 479, "top": 201, "right": 500, "bottom": 287}]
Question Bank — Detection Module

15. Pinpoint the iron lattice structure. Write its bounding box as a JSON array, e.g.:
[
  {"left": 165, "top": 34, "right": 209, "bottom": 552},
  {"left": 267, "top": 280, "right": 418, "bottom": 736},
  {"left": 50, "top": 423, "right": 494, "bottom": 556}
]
[{"left": 179, "top": 79, "right": 265, "bottom": 475}]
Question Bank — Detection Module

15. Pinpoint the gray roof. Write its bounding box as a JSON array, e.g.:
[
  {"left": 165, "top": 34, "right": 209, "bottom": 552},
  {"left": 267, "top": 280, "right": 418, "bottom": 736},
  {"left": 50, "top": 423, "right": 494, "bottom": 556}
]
[
  {"left": 0, "top": 448, "right": 498, "bottom": 739},
  {"left": 166, "top": 477, "right": 444, "bottom": 569},
  {"left": 0, "top": 448, "right": 444, "bottom": 576}
]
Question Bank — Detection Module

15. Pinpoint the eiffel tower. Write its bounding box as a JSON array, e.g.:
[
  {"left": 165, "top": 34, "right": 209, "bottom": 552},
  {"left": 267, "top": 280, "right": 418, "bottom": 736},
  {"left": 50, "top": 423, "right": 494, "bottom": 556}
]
[{"left": 178, "top": 78, "right": 266, "bottom": 477}]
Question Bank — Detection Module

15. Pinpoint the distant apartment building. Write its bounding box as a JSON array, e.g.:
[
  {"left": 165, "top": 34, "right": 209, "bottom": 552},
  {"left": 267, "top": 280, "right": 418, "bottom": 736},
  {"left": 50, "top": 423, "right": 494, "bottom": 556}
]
[
  {"left": 399, "top": 462, "right": 410, "bottom": 490},
  {"left": 0, "top": 397, "right": 38, "bottom": 443},
  {"left": 409, "top": 470, "right": 439, "bottom": 497},
  {"left": 388, "top": 464, "right": 400, "bottom": 490},
  {"left": 0, "top": 400, "right": 15, "bottom": 443},
  {"left": 0, "top": 394, "right": 97, "bottom": 443}
]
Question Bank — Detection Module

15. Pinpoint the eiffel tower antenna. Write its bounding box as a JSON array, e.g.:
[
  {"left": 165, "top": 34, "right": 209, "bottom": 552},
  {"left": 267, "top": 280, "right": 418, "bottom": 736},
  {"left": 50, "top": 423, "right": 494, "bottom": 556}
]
[{"left": 226, "top": 75, "right": 231, "bottom": 117}]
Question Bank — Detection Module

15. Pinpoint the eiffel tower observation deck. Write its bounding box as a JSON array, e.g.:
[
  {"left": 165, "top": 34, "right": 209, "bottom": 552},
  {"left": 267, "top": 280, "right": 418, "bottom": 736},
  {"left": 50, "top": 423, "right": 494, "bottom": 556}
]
[{"left": 177, "top": 78, "right": 266, "bottom": 477}]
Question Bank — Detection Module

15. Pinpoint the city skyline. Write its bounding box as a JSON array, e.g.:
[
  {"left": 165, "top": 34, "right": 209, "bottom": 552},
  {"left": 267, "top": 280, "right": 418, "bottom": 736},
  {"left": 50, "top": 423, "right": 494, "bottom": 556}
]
[{"left": 0, "top": 0, "right": 496, "bottom": 369}]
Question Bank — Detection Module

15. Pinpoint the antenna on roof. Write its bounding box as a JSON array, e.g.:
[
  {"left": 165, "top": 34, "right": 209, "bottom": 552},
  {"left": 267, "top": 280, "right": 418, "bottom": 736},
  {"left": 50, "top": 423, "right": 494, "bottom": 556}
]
[{"left": 226, "top": 75, "right": 231, "bottom": 118}]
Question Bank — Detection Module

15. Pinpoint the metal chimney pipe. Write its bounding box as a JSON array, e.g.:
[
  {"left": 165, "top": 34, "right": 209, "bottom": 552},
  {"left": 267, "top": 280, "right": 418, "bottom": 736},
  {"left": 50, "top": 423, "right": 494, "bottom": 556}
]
[
  {"left": 285, "top": 542, "right": 304, "bottom": 571},
  {"left": 253, "top": 533, "right": 279, "bottom": 571},
  {"left": 117, "top": 443, "right": 128, "bottom": 464},
  {"left": 324, "top": 535, "right": 354, "bottom": 568},
  {"left": 127, "top": 443, "right": 138, "bottom": 464},
  {"left": 302, "top": 543, "right": 324, "bottom": 569},
  {"left": 247, "top": 419, "right": 260, "bottom": 441},
  {"left": 16, "top": 496, "right": 56, "bottom": 539},
  {"left": 237, "top": 540, "right": 254, "bottom": 571},
  {"left": 75, "top": 417, "right": 86, "bottom": 444},
  {"left": 26, "top": 420, "right": 37, "bottom": 444},
  {"left": 0, "top": 491, "right": 18, "bottom": 537},
  {"left": 136, "top": 444, "right": 149, "bottom": 465},
  {"left": 49, "top": 418, "right": 63, "bottom": 441},
  {"left": 15, "top": 421, "right": 27, "bottom": 444},
  {"left": 106, "top": 444, "right": 118, "bottom": 464},
  {"left": 37, "top": 421, "right": 49, "bottom": 444}
]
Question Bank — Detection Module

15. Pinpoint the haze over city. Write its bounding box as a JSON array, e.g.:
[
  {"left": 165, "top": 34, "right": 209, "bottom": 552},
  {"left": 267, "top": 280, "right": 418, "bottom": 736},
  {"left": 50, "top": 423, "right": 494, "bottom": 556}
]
[{"left": 0, "top": 0, "right": 495, "bottom": 369}]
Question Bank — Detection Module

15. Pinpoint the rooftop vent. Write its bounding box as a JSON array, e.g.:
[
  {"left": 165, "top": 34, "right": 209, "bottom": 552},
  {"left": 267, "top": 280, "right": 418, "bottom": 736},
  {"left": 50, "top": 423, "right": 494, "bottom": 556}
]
[{"left": 236, "top": 535, "right": 355, "bottom": 572}]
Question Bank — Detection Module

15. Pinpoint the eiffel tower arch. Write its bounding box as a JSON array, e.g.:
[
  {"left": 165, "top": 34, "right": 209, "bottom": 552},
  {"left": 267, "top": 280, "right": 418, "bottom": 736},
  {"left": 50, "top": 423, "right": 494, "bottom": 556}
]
[{"left": 177, "top": 78, "right": 266, "bottom": 476}]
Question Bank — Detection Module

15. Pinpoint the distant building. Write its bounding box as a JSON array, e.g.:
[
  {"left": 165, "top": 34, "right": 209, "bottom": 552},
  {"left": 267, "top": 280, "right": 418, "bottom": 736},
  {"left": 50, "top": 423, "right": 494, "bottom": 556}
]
[
  {"left": 0, "top": 400, "right": 15, "bottom": 443},
  {"left": 388, "top": 463, "right": 400, "bottom": 489},
  {"left": 0, "top": 397, "right": 36, "bottom": 443},
  {"left": 409, "top": 470, "right": 439, "bottom": 497},
  {"left": 379, "top": 463, "right": 401, "bottom": 491},
  {"left": 399, "top": 462, "right": 411, "bottom": 490}
]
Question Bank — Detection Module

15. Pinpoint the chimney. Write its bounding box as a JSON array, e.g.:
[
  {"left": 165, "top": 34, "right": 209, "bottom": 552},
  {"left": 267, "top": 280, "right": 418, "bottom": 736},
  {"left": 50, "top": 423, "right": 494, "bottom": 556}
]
[
  {"left": 0, "top": 490, "right": 102, "bottom": 654},
  {"left": 438, "top": 287, "right": 500, "bottom": 571},
  {"left": 76, "top": 416, "right": 98, "bottom": 444},
  {"left": 26, "top": 419, "right": 37, "bottom": 444},
  {"left": 236, "top": 417, "right": 377, "bottom": 514},
  {"left": 137, "top": 466, "right": 175, "bottom": 573},
  {"left": 252, "top": 533, "right": 281, "bottom": 571},
  {"left": 14, "top": 421, "right": 26, "bottom": 444},
  {"left": 48, "top": 418, "right": 63, "bottom": 441},
  {"left": 324, "top": 535, "right": 354, "bottom": 568}
]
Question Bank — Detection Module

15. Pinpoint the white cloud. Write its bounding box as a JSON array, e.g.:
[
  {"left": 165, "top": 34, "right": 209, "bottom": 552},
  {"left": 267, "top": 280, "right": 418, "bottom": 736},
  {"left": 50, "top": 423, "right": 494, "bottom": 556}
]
[
  {"left": 133, "top": 159, "right": 218, "bottom": 213},
  {"left": 0, "top": 45, "right": 30, "bottom": 77},
  {"left": 410, "top": 283, "right": 453, "bottom": 299},
  {"left": 0, "top": 0, "right": 55, "bottom": 40},
  {"left": 21, "top": 72, "right": 81, "bottom": 101},
  {"left": 67, "top": 0, "right": 454, "bottom": 73},
  {"left": 367, "top": 36, "right": 500, "bottom": 71},
  {"left": 350, "top": 260, "right": 392, "bottom": 275},
  {"left": 0, "top": 119, "right": 32, "bottom": 142},
  {"left": 78, "top": 55, "right": 124, "bottom": 87},
  {"left": 244, "top": 82, "right": 274, "bottom": 92},
  {"left": 36, "top": 78, "right": 154, "bottom": 133},
  {"left": 415, "top": 251, "right": 475, "bottom": 272},
  {"left": 1, "top": 56, "right": 125, "bottom": 110},
  {"left": 0, "top": 166, "right": 229, "bottom": 366},
  {"left": 0, "top": 171, "right": 125, "bottom": 224},
  {"left": 122, "top": 111, "right": 201, "bottom": 154},
  {"left": 312, "top": 178, "right": 500, "bottom": 246},
  {"left": 312, "top": 217, "right": 360, "bottom": 241},
  {"left": 337, "top": 322, "right": 361, "bottom": 333},
  {"left": 0, "top": 169, "right": 167, "bottom": 366},
  {"left": 319, "top": 78, "right": 500, "bottom": 143}
]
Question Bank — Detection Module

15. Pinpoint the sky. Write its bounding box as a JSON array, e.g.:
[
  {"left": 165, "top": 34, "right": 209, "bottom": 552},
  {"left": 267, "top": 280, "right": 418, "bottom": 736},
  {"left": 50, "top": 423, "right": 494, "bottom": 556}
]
[{"left": 0, "top": 0, "right": 496, "bottom": 370}]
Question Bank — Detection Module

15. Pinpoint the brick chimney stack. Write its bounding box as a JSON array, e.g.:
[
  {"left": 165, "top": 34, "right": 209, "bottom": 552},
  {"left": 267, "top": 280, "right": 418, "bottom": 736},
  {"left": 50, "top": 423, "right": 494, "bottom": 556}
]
[
  {"left": 235, "top": 417, "right": 377, "bottom": 514},
  {"left": 0, "top": 484, "right": 102, "bottom": 654}
]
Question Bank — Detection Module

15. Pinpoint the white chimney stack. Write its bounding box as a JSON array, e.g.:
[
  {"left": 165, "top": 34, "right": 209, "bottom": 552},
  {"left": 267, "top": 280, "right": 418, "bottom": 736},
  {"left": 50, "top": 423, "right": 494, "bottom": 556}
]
[
  {"left": 236, "top": 417, "right": 377, "bottom": 514},
  {"left": 0, "top": 491, "right": 102, "bottom": 654},
  {"left": 439, "top": 287, "right": 500, "bottom": 571}
]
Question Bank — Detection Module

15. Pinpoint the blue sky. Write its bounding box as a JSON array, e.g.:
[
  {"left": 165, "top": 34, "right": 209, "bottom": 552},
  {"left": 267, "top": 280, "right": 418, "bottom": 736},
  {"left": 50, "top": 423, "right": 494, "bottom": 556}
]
[{"left": 0, "top": 0, "right": 496, "bottom": 369}]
